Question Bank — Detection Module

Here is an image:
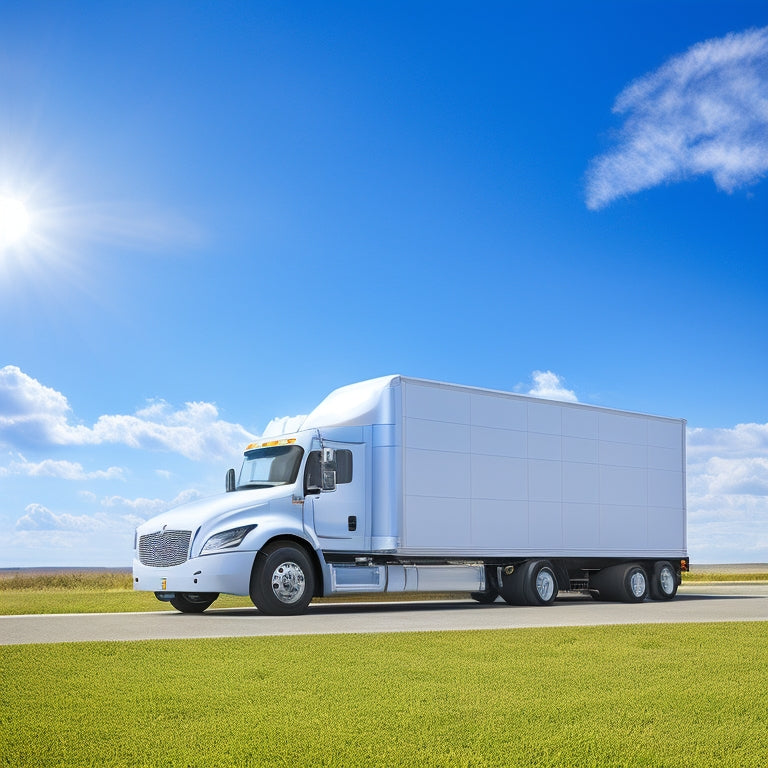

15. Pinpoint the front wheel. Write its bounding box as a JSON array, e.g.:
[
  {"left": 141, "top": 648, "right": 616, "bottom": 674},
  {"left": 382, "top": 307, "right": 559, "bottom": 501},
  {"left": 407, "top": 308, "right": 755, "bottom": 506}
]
[
  {"left": 250, "top": 543, "right": 315, "bottom": 615},
  {"left": 168, "top": 592, "right": 219, "bottom": 613}
]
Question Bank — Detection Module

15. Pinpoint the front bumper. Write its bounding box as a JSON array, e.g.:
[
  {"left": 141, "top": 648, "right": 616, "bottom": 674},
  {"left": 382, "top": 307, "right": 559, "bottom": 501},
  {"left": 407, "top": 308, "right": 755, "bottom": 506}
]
[{"left": 132, "top": 550, "right": 255, "bottom": 596}]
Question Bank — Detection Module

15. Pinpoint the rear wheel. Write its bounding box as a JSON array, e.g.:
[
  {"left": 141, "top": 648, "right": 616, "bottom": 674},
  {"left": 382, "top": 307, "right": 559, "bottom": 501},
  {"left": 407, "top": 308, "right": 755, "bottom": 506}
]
[
  {"left": 250, "top": 542, "right": 315, "bottom": 615},
  {"left": 623, "top": 565, "right": 649, "bottom": 602},
  {"left": 592, "top": 564, "right": 648, "bottom": 603},
  {"left": 524, "top": 560, "right": 558, "bottom": 605},
  {"left": 499, "top": 560, "right": 558, "bottom": 606},
  {"left": 168, "top": 592, "right": 219, "bottom": 613},
  {"left": 649, "top": 561, "right": 678, "bottom": 600}
]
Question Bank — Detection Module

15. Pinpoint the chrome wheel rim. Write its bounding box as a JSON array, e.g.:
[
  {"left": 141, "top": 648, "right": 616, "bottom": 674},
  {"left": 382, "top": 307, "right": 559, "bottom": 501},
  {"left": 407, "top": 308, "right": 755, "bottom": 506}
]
[
  {"left": 659, "top": 566, "right": 675, "bottom": 595},
  {"left": 536, "top": 569, "right": 556, "bottom": 601},
  {"left": 629, "top": 570, "right": 647, "bottom": 598},
  {"left": 271, "top": 561, "right": 306, "bottom": 604}
]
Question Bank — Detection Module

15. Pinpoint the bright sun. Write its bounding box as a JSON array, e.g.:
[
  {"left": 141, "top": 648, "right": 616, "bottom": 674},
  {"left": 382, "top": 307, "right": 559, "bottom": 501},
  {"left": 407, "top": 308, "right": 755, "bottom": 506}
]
[{"left": 0, "top": 196, "right": 31, "bottom": 248}]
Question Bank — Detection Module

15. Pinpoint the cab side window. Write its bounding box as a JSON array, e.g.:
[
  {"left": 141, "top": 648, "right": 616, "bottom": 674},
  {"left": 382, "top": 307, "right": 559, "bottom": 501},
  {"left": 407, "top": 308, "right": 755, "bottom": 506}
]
[
  {"left": 335, "top": 450, "right": 353, "bottom": 484},
  {"left": 304, "top": 449, "right": 353, "bottom": 494}
]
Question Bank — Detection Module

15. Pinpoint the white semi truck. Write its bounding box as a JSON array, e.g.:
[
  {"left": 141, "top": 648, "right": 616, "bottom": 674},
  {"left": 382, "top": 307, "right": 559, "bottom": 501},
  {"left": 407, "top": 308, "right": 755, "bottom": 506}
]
[{"left": 133, "top": 376, "right": 688, "bottom": 614}]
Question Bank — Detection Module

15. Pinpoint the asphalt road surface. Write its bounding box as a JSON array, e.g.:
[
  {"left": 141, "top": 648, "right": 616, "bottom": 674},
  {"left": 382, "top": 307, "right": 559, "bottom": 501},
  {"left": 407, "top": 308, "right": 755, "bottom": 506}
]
[{"left": 2, "top": 583, "right": 767, "bottom": 646}]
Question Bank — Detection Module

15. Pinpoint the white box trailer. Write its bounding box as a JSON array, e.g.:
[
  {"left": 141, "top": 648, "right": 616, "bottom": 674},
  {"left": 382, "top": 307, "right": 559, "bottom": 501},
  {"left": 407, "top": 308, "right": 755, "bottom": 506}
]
[{"left": 133, "top": 376, "right": 688, "bottom": 614}]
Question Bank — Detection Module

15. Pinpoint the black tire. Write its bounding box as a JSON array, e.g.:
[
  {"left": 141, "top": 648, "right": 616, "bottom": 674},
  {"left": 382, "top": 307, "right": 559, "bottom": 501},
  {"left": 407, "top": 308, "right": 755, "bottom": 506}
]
[
  {"left": 592, "top": 563, "right": 648, "bottom": 603},
  {"left": 649, "top": 561, "right": 678, "bottom": 600},
  {"left": 250, "top": 542, "right": 315, "bottom": 615},
  {"left": 498, "top": 563, "right": 528, "bottom": 606},
  {"left": 168, "top": 592, "right": 219, "bottom": 613},
  {"left": 498, "top": 560, "right": 558, "bottom": 606},
  {"left": 523, "top": 560, "right": 558, "bottom": 606}
]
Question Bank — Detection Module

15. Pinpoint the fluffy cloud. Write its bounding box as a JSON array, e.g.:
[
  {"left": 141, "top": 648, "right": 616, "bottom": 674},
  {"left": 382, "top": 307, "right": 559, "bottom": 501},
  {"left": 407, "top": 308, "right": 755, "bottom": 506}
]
[
  {"left": 15, "top": 503, "right": 108, "bottom": 532},
  {"left": 0, "top": 366, "right": 254, "bottom": 460},
  {"left": 688, "top": 422, "right": 768, "bottom": 459},
  {"left": 526, "top": 370, "right": 578, "bottom": 402},
  {"left": 0, "top": 365, "right": 93, "bottom": 446},
  {"left": 261, "top": 415, "right": 308, "bottom": 437},
  {"left": 586, "top": 26, "right": 768, "bottom": 209},
  {"left": 686, "top": 422, "right": 768, "bottom": 561}
]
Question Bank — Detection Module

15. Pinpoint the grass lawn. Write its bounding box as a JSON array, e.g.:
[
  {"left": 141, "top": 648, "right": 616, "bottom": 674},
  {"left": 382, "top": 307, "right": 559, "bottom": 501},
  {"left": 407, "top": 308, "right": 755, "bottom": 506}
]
[{"left": 1, "top": 622, "right": 766, "bottom": 767}]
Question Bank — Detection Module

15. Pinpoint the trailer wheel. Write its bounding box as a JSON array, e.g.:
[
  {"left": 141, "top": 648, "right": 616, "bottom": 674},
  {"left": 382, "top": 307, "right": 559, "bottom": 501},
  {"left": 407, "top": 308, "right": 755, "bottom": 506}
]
[
  {"left": 591, "top": 564, "right": 648, "bottom": 603},
  {"left": 499, "top": 560, "right": 558, "bottom": 606},
  {"left": 523, "top": 560, "right": 558, "bottom": 606},
  {"left": 649, "top": 561, "right": 678, "bottom": 600},
  {"left": 169, "top": 593, "right": 219, "bottom": 613},
  {"left": 251, "top": 543, "right": 315, "bottom": 615},
  {"left": 498, "top": 564, "right": 527, "bottom": 605},
  {"left": 621, "top": 565, "right": 649, "bottom": 602}
]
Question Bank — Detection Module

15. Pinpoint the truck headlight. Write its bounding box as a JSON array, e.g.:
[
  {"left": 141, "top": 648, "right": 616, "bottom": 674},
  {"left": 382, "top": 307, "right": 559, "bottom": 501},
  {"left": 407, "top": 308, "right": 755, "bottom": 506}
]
[{"left": 201, "top": 525, "right": 256, "bottom": 554}]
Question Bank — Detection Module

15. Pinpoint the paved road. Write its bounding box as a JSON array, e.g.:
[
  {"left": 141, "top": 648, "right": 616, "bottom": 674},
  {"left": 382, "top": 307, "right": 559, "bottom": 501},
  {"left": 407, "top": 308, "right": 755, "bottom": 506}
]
[{"left": 2, "top": 583, "right": 767, "bottom": 646}]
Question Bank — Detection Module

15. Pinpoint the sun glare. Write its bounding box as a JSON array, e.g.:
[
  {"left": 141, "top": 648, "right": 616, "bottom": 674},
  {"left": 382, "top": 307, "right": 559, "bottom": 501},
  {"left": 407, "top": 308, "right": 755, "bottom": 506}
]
[{"left": 0, "top": 196, "right": 31, "bottom": 249}]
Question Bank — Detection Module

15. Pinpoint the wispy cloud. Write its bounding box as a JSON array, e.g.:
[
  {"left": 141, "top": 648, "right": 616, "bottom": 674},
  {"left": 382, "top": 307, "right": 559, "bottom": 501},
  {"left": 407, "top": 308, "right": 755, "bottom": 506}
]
[
  {"left": 1, "top": 454, "right": 125, "bottom": 480},
  {"left": 585, "top": 26, "right": 768, "bottom": 209},
  {"left": 0, "top": 365, "right": 254, "bottom": 460},
  {"left": 98, "top": 489, "right": 202, "bottom": 518}
]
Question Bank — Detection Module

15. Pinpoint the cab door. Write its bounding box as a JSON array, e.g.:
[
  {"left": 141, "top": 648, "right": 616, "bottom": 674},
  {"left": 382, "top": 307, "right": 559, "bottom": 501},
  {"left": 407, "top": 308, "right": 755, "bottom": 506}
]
[{"left": 309, "top": 441, "right": 366, "bottom": 551}]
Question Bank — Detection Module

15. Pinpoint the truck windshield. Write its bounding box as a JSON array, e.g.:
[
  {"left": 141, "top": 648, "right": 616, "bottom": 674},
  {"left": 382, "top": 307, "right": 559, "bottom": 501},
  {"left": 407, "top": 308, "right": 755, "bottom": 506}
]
[{"left": 237, "top": 445, "right": 305, "bottom": 489}]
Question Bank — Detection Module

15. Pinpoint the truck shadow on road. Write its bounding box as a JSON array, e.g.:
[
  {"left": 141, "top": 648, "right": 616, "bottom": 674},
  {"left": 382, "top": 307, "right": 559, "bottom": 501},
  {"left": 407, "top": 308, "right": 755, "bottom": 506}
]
[{"left": 196, "top": 591, "right": 764, "bottom": 619}]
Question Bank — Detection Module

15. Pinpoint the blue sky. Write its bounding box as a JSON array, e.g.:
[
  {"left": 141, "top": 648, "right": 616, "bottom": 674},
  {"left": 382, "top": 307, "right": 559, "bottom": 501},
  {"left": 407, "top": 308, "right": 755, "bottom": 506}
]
[{"left": 1, "top": 1, "right": 766, "bottom": 567}]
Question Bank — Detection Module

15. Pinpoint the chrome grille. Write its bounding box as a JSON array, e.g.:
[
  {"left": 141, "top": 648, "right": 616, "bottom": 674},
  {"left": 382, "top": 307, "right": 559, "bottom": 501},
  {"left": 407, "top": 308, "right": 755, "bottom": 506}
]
[{"left": 138, "top": 529, "right": 192, "bottom": 567}]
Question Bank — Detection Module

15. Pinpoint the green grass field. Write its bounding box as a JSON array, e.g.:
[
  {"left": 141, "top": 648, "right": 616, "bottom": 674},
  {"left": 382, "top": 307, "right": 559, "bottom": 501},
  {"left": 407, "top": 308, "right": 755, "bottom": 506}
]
[{"left": 1, "top": 622, "right": 766, "bottom": 767}]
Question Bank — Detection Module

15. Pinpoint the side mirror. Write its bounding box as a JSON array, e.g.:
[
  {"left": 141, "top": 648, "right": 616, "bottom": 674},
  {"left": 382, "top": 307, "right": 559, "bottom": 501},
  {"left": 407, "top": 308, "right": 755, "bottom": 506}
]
[
  {"left": 225, "top": 468, "right": 236, "bottom": 493},
  {"left": 321, "top": 448, "right": 337, "bottom": 492},
  {"left": 321, "top": 469, "right": 337, "bottom": 492}
]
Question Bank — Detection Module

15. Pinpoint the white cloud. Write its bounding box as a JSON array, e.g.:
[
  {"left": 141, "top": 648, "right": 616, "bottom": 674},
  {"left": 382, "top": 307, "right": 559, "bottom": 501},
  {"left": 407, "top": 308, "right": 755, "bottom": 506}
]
[
  {"left": 526, "top": 370, "right": 578, "bottom": 402},
  {"left": 14, "top": 489, "right": 202, "bottom": 535},
  {"left": 261, "top": 415, "right": 308, "bottom": 437},
  {"left": 585, "top": 25, "right": 768, "bottom": 209},
  {"left": 0, "top": 365, "right": 254, "bottom": 460},
  {"left": 8, "top": 503, "right": 143, "bottom": 565},
  {"left": 99, "top": 488, "right": 203, "bottom": 517},
  {"left": 2, "top": 454, "right": 125, "bottom": 480},
  {"left": 0, "top": 365, "right": 93, "bottom": 446},
  {"left": 686, "top": 422, "right": 768, "bottom": 562},
  {"left": 15, "top": 503, "right": 107, "bottom": 532},
  {"left": 687, "top": 422, "right": 768, "bottom": 459}
]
